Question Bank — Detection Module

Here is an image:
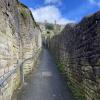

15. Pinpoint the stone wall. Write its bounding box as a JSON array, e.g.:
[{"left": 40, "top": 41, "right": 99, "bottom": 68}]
[
  {"left": 0, "top": 0, "right": 42, "bottom": 100},
  {"left": 47, "top": 11, "right": 100, "bottom": 100}
]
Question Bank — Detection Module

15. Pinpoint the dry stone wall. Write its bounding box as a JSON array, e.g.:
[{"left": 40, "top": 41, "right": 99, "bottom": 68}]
[
  {"left": 48, "top": 11, "right": 100, "bottom": 100},
  {"left": 0, "top": 0, "right": 42, "bottom": 100}
]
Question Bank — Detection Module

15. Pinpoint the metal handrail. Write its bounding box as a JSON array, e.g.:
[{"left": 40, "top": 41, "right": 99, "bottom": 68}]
[
  {"left": 0, "top": 68, "right": 16, "bottom": 87},
  {"left": 0, "top": 49, "right": 40, "bottom": 88}
]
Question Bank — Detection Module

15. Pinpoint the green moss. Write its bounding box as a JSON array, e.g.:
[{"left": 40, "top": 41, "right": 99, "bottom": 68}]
[
  {"left": 20, "top": 10, "right": 28, "bottom": 19},
  {"left": 57, "top": 63, "right": 65, "bottom": 73},
  {"left": 67, "top": 80, "right": 86, "bottom": 100},
  {"left": 56, "top": 61, "right": 86, "bottom": 100}
]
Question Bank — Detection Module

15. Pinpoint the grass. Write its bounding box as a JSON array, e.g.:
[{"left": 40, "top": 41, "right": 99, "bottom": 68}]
[
  {"left": 56, "top": 61, "right": 86, "bottom": 100},
  {"left": 67, "top": 80, "right": 86, "bottom": 100}
]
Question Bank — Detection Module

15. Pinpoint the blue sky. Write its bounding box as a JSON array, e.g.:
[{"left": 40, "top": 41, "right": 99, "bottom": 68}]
[{"left": 20, "top": 0, "right": 100, "bottom": 24}]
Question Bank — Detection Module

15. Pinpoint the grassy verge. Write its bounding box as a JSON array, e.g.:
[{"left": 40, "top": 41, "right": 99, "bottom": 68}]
[{"left": 56, "top": 62, "right": 86, "bottom": 100}]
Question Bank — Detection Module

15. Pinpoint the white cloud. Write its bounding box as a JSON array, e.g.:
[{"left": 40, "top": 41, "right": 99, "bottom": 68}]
[
  {"left": 30, "top": 5, "right": 75, "bottom": 25},
  {"left": 44, "top": 0, "right": 62, "bottom": 5},
  {"left": 88, "top": 0, "right": 100, "bottom": 6}
]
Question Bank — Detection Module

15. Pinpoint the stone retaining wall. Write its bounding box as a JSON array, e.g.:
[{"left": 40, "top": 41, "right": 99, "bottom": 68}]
[
  {"left": 0, "top": 0, "right": 42, "bottom": 100},
  {"left": 47, "top": 11, "right": 100, "bottom": 100}
]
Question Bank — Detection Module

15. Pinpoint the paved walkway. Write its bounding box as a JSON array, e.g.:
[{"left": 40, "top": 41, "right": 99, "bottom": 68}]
[{"left": 18, "top": 49, "right": 74, "bottom": 100}]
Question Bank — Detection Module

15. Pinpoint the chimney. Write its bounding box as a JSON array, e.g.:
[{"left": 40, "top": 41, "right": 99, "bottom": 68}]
[
  {"left": 44, "top": 20, "right": 47, "bottom": 25},
  {"left": 54, "top": 20, "right": 56, "bottom": 25}
]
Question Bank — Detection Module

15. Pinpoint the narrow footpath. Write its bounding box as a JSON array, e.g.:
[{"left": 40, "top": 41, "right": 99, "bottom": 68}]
[{"left": 18, "top": 49, "right": 74, "bottom": 100}]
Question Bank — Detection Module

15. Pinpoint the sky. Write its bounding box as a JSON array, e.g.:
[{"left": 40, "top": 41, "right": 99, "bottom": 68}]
[{"left": 20, "top": 0, "right": 100, "bottom": 25}]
